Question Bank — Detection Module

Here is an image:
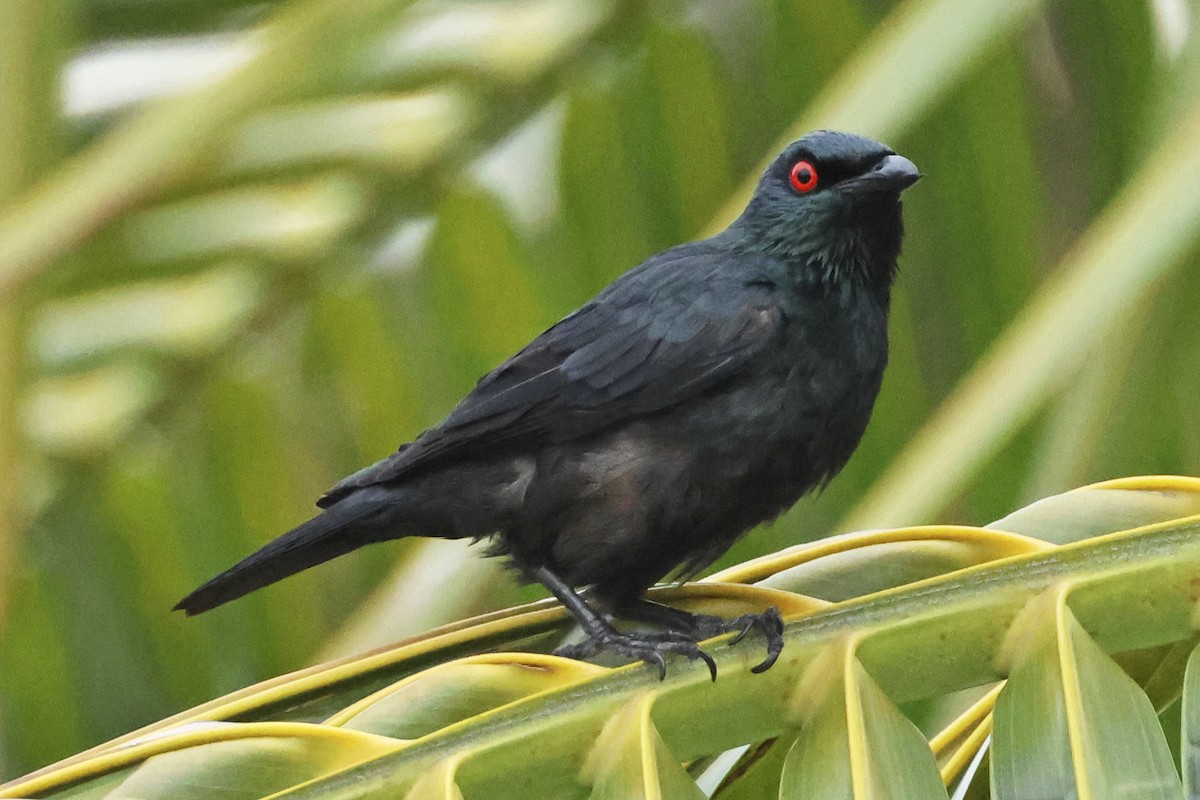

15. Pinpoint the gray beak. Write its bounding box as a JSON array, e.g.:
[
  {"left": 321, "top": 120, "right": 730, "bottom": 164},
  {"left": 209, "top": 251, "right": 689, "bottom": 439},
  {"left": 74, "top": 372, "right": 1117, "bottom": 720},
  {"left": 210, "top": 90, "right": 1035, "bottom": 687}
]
[{"left": 845, "top": 154, "right": 922, "bottom": 194}]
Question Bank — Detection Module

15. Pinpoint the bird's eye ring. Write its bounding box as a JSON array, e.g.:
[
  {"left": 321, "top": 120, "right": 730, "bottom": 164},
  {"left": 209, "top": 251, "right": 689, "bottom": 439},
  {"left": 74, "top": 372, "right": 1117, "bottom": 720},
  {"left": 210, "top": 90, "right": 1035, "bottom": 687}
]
[{"left": 789, "top": 160, "right": 819, "bottom": 193}]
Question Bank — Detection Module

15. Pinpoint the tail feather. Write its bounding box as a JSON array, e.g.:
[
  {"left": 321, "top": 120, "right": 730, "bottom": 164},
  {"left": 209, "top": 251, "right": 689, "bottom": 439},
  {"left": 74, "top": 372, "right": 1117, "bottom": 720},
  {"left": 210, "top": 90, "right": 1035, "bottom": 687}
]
[{"left": 175, "top": 490, "right": 389, "bottom": 615}]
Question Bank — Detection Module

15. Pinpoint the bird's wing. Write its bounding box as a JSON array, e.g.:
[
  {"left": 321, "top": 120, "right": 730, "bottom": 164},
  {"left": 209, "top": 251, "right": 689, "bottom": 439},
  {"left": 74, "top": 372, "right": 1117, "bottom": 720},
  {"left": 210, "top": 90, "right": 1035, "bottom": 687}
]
[{"left": 318, "top": 251, "right": 782, "bottom": 507}]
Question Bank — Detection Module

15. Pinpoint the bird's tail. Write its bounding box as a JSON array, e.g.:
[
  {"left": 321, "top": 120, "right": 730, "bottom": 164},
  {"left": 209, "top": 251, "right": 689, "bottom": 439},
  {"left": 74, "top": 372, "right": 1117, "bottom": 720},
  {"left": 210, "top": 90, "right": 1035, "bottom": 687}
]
[{"left": 174, "top": 488, "right": 394, "bottom": 616}]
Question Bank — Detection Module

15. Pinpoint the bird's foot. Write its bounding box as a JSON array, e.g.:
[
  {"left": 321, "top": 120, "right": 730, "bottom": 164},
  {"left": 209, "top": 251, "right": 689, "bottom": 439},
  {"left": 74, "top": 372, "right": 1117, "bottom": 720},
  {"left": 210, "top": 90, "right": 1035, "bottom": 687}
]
[
  {"left": 633, "top": 606, "right": 785, "bottom": 674},
  {"left": 701, "top": 607, "right": 785, "bottom": 673},
  {"left": 554, "top": 628, "right": 718, "bottom": 682}
]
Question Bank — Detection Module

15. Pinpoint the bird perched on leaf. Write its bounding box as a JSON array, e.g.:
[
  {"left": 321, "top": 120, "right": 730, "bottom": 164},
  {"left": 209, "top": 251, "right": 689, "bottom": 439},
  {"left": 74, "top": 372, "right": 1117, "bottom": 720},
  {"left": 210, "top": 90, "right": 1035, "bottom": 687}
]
[{"left": 177, "top": 130, "right": 921, "bottom": 679}]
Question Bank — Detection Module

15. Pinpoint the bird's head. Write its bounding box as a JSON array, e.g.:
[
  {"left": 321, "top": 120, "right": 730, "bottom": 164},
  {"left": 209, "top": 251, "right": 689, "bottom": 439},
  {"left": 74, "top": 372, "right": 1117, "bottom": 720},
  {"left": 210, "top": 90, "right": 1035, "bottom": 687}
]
[{"left": 730, "top": 130, "right": 921, "bottom": 294}]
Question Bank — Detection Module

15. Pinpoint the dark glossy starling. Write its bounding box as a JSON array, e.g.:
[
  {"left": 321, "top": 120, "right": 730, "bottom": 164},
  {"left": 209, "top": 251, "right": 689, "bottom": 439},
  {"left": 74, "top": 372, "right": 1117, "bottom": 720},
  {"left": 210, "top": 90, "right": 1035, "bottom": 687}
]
[{"left": 177, "top": 130, "right": 921, "bottom": 679}]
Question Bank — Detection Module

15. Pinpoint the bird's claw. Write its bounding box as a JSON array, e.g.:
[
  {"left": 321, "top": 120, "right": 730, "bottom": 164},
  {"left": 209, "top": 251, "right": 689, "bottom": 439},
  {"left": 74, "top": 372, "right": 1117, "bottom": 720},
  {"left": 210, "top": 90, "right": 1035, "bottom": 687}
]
[
  {"left": 743, "top": 607, "right": 785, "bottom": 673},
  {"left": 554, "top": 607, "right": 784, "bottom": 679},
  {"left": 555, "top": 629, "right": 718, "bottom": 681},
  {"left": 692, "top": 606, "right": 785, "bottom": 673}
]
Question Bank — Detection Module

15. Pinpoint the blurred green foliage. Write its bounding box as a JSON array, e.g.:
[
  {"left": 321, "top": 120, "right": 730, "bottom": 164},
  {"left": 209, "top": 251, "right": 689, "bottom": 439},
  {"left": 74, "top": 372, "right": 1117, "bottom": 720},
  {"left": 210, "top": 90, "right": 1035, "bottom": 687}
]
[{"left": 0, "top": 0, "right": 1197, "bottom": 781}]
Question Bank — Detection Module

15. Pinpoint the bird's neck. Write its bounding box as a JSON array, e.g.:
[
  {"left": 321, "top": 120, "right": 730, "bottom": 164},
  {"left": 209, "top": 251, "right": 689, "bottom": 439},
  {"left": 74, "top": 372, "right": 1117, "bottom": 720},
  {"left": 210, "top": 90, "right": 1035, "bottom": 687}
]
[
  {"left": 721, "top": 200, "right": 903, "bottom": 302},
  {"left": 795, "top": 236, "right": 893, "bottom": 299}
]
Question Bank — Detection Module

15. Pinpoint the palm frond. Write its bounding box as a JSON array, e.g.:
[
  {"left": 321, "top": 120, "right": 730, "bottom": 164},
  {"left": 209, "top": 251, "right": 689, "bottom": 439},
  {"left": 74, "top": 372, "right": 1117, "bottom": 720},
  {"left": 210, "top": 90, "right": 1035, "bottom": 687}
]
[{"left": 6, "top": 477, "right": 1200, "bottom": 799}]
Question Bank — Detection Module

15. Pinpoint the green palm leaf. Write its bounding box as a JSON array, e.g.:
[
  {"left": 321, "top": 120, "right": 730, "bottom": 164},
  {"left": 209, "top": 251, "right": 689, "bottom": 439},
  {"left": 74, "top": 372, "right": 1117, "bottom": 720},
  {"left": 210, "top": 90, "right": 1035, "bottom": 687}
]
[{"left": 6, "top": 477, "right": 1200, "bottom": 799}]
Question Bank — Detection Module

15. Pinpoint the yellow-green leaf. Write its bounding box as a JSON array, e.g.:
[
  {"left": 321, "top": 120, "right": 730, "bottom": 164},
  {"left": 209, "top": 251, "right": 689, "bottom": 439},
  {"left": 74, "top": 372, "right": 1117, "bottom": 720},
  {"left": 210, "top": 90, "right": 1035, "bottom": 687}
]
[
  {"left": 991, "top": 587, "right": 1181, "bottom": 799},
  {"left": 779, "top": 642, "right": 947, "bottom": 799},
  {"left": 583, "top": 692, "right": 705, "bottom": 800}
]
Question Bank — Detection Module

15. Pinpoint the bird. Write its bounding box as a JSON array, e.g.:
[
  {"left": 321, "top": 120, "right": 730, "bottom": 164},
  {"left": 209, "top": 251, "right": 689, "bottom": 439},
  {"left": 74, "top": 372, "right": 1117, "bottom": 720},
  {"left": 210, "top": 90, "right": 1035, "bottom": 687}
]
[{"left": 176, "top": 130, "right": 921, "bottom": 680}]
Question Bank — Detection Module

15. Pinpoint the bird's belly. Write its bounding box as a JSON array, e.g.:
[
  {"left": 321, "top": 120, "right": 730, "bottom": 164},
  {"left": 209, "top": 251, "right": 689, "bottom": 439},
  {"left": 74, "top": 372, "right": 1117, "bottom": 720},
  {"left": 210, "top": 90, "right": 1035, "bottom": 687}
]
[
  {"left": 510, "top": 365, "right": 881, "bottom": 601},
  {"left": 660, "top": 374, "right": 874, "bottom": 538}
]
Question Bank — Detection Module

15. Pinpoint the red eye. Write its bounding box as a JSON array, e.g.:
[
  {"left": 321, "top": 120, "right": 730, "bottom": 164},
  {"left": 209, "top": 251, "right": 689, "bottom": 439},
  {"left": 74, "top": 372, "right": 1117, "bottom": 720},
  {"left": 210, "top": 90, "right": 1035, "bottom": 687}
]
[{"left": 789, "top": 160, "right": 819, "bottom": 193}]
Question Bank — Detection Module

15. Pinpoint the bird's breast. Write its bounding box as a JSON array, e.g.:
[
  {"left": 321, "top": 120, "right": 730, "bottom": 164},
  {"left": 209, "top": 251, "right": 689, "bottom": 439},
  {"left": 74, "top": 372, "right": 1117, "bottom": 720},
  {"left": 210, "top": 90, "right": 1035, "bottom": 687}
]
[{"left": 728, "top": 292, "right": 888, "bottom": 485}]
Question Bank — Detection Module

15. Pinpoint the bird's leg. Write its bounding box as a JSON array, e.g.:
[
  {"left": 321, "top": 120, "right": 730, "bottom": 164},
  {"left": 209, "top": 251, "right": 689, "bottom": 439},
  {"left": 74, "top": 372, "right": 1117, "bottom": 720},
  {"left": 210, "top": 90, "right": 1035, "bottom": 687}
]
[
  {"left": 616, "top": 598, "right": 785, "bottom": 674},
  {"left": 613, "top": 598, "right": 704, "bottom": 634},
  {"left": 533, "top": 566, "right": 717, "bottom": 681}
]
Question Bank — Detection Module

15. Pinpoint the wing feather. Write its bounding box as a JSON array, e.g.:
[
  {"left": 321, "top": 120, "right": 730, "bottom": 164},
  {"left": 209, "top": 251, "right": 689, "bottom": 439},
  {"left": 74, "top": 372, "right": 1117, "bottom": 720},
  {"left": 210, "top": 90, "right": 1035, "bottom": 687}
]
[{"left": 318, "top": 247, "right": 782, "bottom": 507}]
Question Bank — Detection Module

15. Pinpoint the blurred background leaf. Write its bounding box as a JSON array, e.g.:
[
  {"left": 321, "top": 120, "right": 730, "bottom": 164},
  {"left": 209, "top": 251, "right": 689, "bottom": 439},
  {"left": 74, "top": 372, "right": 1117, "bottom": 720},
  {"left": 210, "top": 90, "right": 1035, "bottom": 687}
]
[{"left": 0, "top": 0, "right": 1197, "bottom": 781}]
